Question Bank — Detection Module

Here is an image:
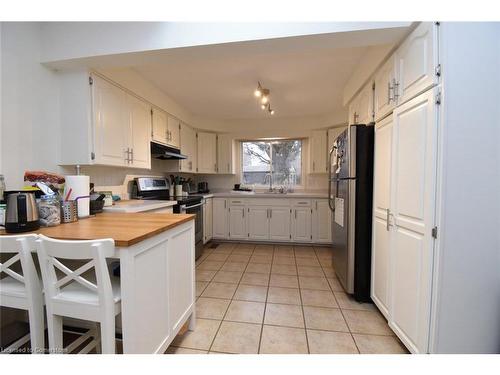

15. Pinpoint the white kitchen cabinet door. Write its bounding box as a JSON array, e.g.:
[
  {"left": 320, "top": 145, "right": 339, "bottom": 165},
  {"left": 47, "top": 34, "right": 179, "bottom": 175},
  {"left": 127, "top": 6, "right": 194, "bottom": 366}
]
[
  {"left": 247, "top": 207, "right": 269, "bottom": 240},
  {"left": 313, "top": 200, "right": 332, "bottom": 243},
  {"left": 180, "top": 123, "right": 197, "bottom": 173},
  {"left": 292, "top": 207, "right": 312, "bottom": 242},
  {"left": 395, "top": 22, "right": 439, "bottom": 106},
  {"left": 374, "top": 56, "right": 397, "bottom": 121},
  {"left": 349, "top": 82, "right": 374, "bottom": 125},
  {"left": 269, "top": 207, "right": 291, "bottom": 241},
  {"left": 212, "top": 198, "right": 228, "bottom": 239},
  {"left": 167, "top": 115, "right": 180, "bottom": 149},
  {"left": 217, "top": 134, "right": 234, "bottom": 174},
  {"left": 151, "top": 108, "right": 168, "bottom": 145},
  {"left": 371, "top": 114, "right": 394, "bottom": 319},
  {"left": 389, "top": 89, "right": 438, "bottom": 354},
  {"left": 203, "top": 198, "right": 213, "bottom": 243},
  {"left": 228, "top": 206, "right": 247, "bottom": 240},
  {"left": 127, "top": 94, "right": 151, "bottom": 169},
  {"left": 92, "top": 75, "right": 129, "bottom": 166},
  {"left": 197, "top": 132, "right": 217, "bottom": 174},
  {"left": 309, "top": 130, "right": 328, "bottom": 174}
]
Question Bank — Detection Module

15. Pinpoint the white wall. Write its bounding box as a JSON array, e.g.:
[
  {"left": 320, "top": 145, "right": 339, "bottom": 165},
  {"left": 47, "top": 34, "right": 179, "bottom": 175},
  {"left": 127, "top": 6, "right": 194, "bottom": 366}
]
[
  {"left": 40, "top": 22, "right": 411, "bottom": 65},
  {"left": 0, "top": 23, "right": 61, "bottom": 190},
  {"left": 431, "top": 22, "right": 500, "bottom": 354}
]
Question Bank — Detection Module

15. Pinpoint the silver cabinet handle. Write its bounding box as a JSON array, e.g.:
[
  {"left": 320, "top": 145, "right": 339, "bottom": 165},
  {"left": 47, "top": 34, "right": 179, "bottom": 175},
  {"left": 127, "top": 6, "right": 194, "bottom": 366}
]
[
  {"left": 227, "top": 163, "right": 230, "bottom": 172},
  {"left": 315, "top": 201, "right": 318, "bottom": 210},
  {"left": 130, "top": 148, "right": 134, "bottom": 163},
  {"left": 242, "top": 209, "right": 245, "bottom": 218},
  {"left": 313, "top": 161, "right": 315, "bottom": 171},
  {"left": 224, "top": 200, "right": 226, "bottom": 209},
  {"left": 388, "top": 81, "right": 394, "bottom": 104},
  {"left": 270, "top": 209, "right": 272, "bottom": 218},
  {"left": 353, "top": 112, "right": 359, "bottom": 124},
  {"left": 386, "top": 208, "right": 393, "bottom": 231},
  {"left": 392, "top": 78, "right": 400, "bottom": 102}
]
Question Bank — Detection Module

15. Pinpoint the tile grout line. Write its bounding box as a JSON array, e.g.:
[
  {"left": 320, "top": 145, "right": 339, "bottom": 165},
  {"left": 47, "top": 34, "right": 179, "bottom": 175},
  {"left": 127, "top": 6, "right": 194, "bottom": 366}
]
[
  {"left": 256, "top": 244, "right": 274, "bottom": 354},
  {"left": 295, "top": 246, "right": 311, "bottom": 354},
  {"left": 207, "top": 243, "right": 257, "bottom": 354},
  {"left": 315, "top": 245, "right": 361, "bottom": 354}
]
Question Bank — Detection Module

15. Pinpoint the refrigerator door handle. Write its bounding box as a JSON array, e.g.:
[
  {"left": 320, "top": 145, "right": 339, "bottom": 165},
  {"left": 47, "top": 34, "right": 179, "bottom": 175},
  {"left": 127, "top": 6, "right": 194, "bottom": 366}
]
[{"left": 328, "top": 145, "right": 337, "bottom": 212}]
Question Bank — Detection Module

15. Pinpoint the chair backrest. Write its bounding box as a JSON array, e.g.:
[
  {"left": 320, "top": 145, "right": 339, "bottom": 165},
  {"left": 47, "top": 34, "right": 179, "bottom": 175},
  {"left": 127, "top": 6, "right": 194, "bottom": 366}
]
[
  {"left": 35, "top": 235, "right": 115, "bottom": 309},
  {"left": 0, "top": 234, "right": 41, "bottom": 303}
]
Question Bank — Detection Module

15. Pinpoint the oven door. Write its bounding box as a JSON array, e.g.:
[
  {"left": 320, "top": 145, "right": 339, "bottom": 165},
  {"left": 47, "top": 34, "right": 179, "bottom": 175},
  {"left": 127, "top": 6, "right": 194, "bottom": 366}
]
[{"left": 180, "top": 202, "right": 204, "bottom": 260}]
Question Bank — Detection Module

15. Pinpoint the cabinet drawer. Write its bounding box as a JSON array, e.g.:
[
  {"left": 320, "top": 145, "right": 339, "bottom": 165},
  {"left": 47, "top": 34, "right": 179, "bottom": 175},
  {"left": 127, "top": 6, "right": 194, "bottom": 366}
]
[
  {"left": 229, "top": 199, "right": 246, "bottom": 206},
  {"left": 291, "top": 199, "right": 312, "bottom": 207},
  {"left": 249, "top": 198, "right": 290, "bottom": 207}
]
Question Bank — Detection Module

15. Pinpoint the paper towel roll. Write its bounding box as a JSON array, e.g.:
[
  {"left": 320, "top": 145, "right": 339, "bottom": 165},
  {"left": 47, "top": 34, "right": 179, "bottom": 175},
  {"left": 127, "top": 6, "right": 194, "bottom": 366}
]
[{"left": 64, "top": 175, "right": 90, "bottom": 218}]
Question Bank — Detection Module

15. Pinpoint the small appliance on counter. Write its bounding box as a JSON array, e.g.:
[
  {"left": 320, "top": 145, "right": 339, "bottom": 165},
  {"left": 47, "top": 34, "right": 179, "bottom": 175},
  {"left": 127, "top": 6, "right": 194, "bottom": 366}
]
[
  {"left": 233, "top": 183, "right": 253, "bottom": 192},
  {"left": 4, "top": 191, "right": 40, "bottom": 233},
  {"left": 198, "top": 182, "right": 209, "bottom": 194}
]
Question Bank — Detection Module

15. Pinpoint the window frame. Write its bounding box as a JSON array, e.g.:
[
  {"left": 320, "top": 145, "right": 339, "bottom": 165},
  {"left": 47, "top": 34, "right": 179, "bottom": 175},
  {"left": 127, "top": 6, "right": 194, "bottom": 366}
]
[{"left": 240, "top": 138, "right": 304, "bottom": 189}]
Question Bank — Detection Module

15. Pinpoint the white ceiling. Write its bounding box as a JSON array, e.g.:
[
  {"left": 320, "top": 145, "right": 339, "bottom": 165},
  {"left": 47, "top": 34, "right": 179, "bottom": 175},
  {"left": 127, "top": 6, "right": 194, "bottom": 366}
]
[{"left": 97, "top": 25, "right": 411, "bottom": 120}]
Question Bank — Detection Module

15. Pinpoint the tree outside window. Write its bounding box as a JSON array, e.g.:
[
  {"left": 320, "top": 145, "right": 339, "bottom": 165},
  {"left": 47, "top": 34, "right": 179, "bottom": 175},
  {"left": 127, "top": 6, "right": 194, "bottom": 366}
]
[{"left": 242, "top": 140, "right": 302, "bottom": 187}]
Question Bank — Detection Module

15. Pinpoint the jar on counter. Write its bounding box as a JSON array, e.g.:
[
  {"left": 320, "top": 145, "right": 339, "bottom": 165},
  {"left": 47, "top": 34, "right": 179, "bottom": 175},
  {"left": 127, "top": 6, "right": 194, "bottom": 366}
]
[{"left": 39, "top": 195, "right": 61, "bottom": 227}]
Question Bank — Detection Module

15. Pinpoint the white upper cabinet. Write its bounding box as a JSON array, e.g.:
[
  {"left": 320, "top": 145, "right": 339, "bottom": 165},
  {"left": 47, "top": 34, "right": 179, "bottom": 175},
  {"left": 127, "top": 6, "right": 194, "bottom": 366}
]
[
  {"left": 92, "top": 75, "right": 151, "bottom": 169},
  {"left": 312, "top": 199, "right": 332, "bottom": 243},
  {"left": 127, "top": 95, "right": 152, "bottom": 169},
  {"left": 217, "top": 134, "right": 235, "bottom": 174},
  {"left": 179, "top": 123, "right": 197, "bottom": 173},
  {"left": 151, "top": 108, "right": 168, "bottom": 145},
  {"left": 395, "top": 22, "right": 439, "bottom": 105},
  {"left": 309, "top": 130, "right": 328, "bottom": 174},
  {"left": 92, "top": 75, "right": 130, "bottom": 167},
  {"left": 197, "top": 132, "right": 217, "bottom": 174},
  {"left": 349, "top": 82, "right": 374, "bottom": 125},
  {"left": 374, "top": 56, "right": 397, "bottom": 121},
  {"left": 167, "top": 115, "right": 181, "bottom": 149}
]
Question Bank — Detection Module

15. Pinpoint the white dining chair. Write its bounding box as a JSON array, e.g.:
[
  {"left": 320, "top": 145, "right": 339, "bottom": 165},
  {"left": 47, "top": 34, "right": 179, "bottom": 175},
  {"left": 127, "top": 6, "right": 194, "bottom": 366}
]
[
  {"left": 0, "top": 234, "right": 45, "bottom": 354},
  {"left": 36, "top": 234, "right": 121, "bottom": 354}
]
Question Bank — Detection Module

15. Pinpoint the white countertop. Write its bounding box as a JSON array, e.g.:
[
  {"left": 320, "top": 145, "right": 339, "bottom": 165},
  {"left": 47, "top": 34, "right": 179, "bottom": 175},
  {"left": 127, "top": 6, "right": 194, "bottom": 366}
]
[
  {"left": 208, "top": 191, "right": 329, "bottom": 199},
  {"left": 103, "top": 199, "right": 177, "bottom": 213}
]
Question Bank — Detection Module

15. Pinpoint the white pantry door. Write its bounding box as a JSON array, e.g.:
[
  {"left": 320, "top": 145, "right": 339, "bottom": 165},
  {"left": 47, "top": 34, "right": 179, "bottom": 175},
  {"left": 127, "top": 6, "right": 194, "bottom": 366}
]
[
  {"left": 371, "top": 114, "right": 394, "bottom": 319},
  {"left": 389, "top": 88, "right": 438, "bottom": 354}
]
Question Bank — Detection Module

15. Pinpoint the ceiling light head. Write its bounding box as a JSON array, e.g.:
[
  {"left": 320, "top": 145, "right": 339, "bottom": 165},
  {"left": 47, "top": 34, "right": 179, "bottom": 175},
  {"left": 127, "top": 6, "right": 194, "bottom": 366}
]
[
  {"left": 261, "top": 104, "right": 267, "bottom": 110},
  {"left": 270, "top": 109, "right": 275, "bottom": 115},
  {"left": 261, "top": 95, "right": 269, "bottom": 104},
  {"left": 254, "top": 89, "right": 262, "bottom": 97}
]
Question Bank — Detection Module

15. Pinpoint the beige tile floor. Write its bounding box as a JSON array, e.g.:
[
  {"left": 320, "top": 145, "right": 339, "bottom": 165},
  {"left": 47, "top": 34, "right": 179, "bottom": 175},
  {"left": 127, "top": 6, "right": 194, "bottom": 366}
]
[{"left": 167, "top": 242, "right": 408, "bottom": 355}]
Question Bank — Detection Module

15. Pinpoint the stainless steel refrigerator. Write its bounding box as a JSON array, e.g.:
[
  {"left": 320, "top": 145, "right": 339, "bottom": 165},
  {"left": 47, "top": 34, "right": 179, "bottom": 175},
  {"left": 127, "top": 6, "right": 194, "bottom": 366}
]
[{"left": 328, "top": 124, "right": 374, "bottom": 302}]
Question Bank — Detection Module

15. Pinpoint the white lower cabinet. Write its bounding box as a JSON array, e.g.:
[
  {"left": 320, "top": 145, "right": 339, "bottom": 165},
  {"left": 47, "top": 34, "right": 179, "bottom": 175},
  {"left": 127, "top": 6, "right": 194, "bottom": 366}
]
[
  {"left": 247, "top": 207, "right": 270, "bottom": 240},
  {"left": 203, "top": 198, "right": 213, "bottom": 244},
  {"left": 292, "top": 207, "right": 312, "bottom": 242},
  {"left": 212, "top": 198, "right": 331, "bottom": 244},
  {"left": 212, "top": 198, "right": 228, "bottom": 239},
  {"left": 312, "top": 200, "right": 332, "bottom": 243},
  {"left": 269, "top": 207, "right": 291, "bottom": 241},
  {"left": 228, "top": 205, "right": 247, "bottom": 240}
]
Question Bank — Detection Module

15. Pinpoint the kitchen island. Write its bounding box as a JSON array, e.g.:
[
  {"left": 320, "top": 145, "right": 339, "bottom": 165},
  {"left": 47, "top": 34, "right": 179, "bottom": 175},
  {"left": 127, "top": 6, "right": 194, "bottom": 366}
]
[{"left": 1, "top": 212, "right": 196, "bottom": 354}]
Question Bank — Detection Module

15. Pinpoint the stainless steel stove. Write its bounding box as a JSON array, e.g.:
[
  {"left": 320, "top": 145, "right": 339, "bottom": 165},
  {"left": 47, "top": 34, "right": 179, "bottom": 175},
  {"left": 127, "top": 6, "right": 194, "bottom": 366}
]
[{"left": 131, "top": 177, "right": 205, "bottom": 259}]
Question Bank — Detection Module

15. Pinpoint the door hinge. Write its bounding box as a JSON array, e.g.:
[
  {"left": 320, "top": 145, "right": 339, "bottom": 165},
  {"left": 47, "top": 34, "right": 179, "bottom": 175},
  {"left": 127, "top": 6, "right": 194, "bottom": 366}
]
[
  {"left": 431, "top": 226, "right": 438, "bottom": 239},
  {"left": 88, "top": 76, "right": 93, "bottom": 85},
  {"left": 90, "top": 152, "right": 95, "bottom": 160},
  {"left": 289, "top": 234, "right": 292, "bottom": 239},
  {"left": 310, "top": 235, "right": 313, "bottom": 240},
  {"left": 435, "top": 91, "right": 442, "bottom": 105},
  {"left": 150, "top": 108, "right": 153, "bottom": 115},
  {"left": 435, "top": 64, "right": 441, "bottom": 77}
]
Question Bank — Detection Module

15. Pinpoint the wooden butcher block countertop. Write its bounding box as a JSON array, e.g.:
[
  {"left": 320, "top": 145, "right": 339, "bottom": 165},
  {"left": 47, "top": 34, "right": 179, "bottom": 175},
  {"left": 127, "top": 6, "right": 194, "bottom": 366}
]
[{"left": 0, "top": 213, "right": 195, "bottom": 247}]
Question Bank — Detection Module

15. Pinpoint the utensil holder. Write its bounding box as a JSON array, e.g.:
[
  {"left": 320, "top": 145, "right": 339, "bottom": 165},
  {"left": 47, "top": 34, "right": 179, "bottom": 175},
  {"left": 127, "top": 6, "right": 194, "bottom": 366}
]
[
  {"left": 175, "top": 185, "right": 183, "bottom": 197},
  {"left": 60, "top": 201, "right": 78, "bottom": 223}
]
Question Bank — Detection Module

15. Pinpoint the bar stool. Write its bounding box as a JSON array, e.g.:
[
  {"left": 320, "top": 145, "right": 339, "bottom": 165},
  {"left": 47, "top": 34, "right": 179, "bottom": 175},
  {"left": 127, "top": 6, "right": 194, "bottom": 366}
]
[
  {"left": 0, "top": 234, "right": 44, "bottom": 354},
  {"left": 36, "top": 235, "right": 121, "bottom": 354}
]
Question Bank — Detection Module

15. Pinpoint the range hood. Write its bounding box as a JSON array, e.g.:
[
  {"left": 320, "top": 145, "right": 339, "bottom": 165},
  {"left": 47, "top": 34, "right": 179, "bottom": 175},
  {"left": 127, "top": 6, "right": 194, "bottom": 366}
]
[{"left": 151, "top": 142, "right": 187, "bottom": 160}]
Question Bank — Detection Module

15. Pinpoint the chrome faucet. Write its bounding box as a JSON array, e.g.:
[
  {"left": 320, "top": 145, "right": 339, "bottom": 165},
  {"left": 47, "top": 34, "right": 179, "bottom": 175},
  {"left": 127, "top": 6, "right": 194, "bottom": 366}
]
[{"left": 264, "top": 173, "right": 273, "bottom": 192}]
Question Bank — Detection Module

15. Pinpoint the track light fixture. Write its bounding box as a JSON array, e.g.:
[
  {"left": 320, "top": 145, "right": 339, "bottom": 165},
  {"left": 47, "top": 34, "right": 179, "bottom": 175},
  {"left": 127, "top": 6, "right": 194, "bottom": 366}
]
[{"left": 254, "top": 81, "right": 275, "bottom": 115}]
